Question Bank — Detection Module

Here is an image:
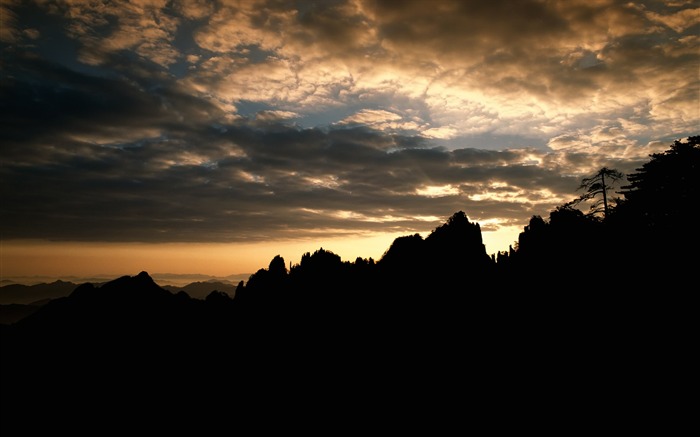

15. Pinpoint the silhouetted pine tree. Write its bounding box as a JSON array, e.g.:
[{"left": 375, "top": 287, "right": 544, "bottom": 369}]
[{"left": 572, "top": 167, "right": 625, "bottom": 219}]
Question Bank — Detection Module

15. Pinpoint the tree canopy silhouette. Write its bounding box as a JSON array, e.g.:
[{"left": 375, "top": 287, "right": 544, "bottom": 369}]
[
  {"left": 616, "top": 135, "right": 699, "bottom": 231},
  {"left": 570, "top": 167, "right": 624, "bottom": 219},
  {"left": 1, "top": 135, "right": 696, "bottom": 434}
]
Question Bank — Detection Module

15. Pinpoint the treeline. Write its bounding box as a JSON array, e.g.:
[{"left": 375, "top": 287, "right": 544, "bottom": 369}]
[
  {"left": 502, "top": 135, "right": 698, "bottom": 289},
  {"left": 0, "top": 136, "right": 697, "bottom": 431},
  {"left": 2, "top": 136, "right": 696, "bottom": 339},
  {"left": 236, "top": 135, "right": 699, "bottom": 301}
]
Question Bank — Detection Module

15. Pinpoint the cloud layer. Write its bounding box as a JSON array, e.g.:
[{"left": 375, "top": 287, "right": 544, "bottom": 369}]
[{"left": 1, "top": 0, "right": 698, "bottom": 248}]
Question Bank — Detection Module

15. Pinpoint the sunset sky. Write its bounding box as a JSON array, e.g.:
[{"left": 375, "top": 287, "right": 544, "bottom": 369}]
[{"left": 1, "top": 0, "right": 698, "bottom": 281}]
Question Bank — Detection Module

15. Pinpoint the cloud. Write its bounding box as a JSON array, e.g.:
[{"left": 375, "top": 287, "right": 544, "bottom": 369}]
[
  {"left": 422, "top": 126, "right": 458, "bottom": 140},
  {"left": 0, "top": 52, "right": 651, "bottom": 245},
  {"left": 22, "top": 27, "right": 39, "bottom": 40},
  {"left": 33, "top": 0, "right": 182, "bottom": 67},
  {"left": 255, "top": 110, "right": 299, "bottom": 121},
  {"left": 643, "top": 5, "right": 700, "bottom": 32},
  {"left": 341, "top": 109, "right": 402, "bottom": 124},
  {"left": 42, "top": 0, "right": 690, "bottom": 150},
  {"left": 0, "top": 0, "right": 20, "bottom": 43},
  {"left": 174, "top": 0, "right": 214, "bottom": 20},
  {"left": 338, "top": 108, "right": 425, "bottom": 133},
  {"left": 0, "top": 53, "right": 232, "bottom": 165},
  {"left": 0, "top": 0, "right": 697, "bottom": 250}
]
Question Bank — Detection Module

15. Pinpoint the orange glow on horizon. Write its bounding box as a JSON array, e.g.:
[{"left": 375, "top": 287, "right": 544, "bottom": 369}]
[{"left": 1, "top": 225, "right": 521, "bottom": 281}]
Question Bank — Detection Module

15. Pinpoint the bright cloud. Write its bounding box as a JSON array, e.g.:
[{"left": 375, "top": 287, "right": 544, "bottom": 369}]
[
  {"left": 416, "top": 185, "right": 461, "bottom": 198},
  {"left": 0, "top": 0, "right": 697, "bottom": 268}
]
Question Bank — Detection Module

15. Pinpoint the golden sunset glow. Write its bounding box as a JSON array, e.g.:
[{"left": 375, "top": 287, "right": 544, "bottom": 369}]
[
  {"left": 1, "top": 224, "right": 521, "bottom": 281},
  {"left": 1, "top": 0, "right": 698, "bottom": 282}
]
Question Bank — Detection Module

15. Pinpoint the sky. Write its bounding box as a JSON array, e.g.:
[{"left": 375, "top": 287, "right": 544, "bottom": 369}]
[{"left": 1, "top": 0, "right": 698, "bottom": 281}]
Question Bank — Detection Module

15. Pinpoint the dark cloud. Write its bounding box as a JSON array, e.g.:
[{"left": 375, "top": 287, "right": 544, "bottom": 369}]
[
  {"left": 1, "top": 53, "right": 227, "bottom": 151},
  {"left": 0, "top": 74, "right": 582, "bottom": 244},
  {"left": 369, "top": 0, "right": 569, "bottom": 54},
  {"left": 0, "top": 0, "right": 697, "bottom": 251}
]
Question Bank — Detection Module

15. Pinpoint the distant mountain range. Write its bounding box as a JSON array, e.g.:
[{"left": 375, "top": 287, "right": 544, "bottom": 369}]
[
  {"left": 0, "top": 276, "right": 243, "bottom": 324},
  {"left": 162, "top": 280, "right": 239, "bottom": 300},
  {"left": 0, "top": 280, "right": 80, "bottom": 305},
  {"left": 1, "top": 137, "right": 695, "bottom": 432},
  {"left": 1, "top": 272, "right": 251, "bottom": 287}
]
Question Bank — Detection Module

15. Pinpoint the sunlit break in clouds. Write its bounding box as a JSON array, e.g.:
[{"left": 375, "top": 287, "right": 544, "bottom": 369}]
[{"left": 1, "top": 0, "right": 698, "bottom": 277}]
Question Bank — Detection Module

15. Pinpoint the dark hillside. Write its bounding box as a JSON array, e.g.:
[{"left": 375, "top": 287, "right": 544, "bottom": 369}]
[{"left": 1, "top": 137, "right": 696, "bottom": 432}]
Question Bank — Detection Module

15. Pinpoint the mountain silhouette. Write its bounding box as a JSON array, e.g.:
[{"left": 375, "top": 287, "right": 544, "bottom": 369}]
[
  {"left": 162, "top": 280, "right": 238, "bottom": 300},
  {"left": 1, "top": 136, "right": 696, "bottom": 432},
  {"left": 0, "top": 303, "right": 43, "bottom": 325},
  {"left": 0, "top": 280, "right": 78, "bottom": 305},
  {"left": 0, "top": 276, "right": 242, "bottom": 328},
  {"left": 9, "top": 271, "right": 233, "bottom": 340}
]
